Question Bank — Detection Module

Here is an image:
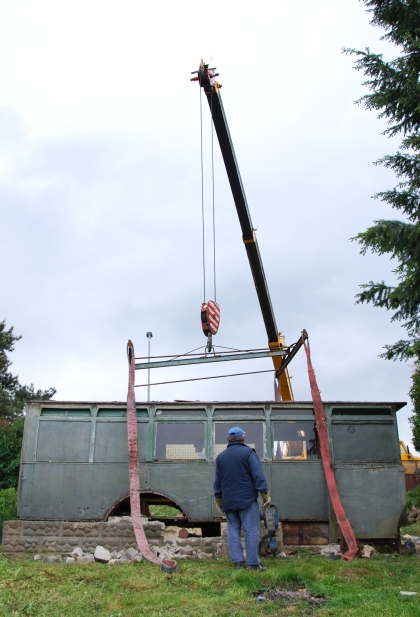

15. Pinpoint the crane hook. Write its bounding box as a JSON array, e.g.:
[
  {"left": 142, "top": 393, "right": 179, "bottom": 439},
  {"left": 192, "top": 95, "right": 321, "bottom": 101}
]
[{"left": 201, "top": 301, "right": 220, "bottom": 353}]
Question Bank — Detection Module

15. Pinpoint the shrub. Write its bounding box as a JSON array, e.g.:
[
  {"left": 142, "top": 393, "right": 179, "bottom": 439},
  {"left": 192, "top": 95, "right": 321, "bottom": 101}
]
[
  {"left": 0, "top": 417, "right": 24, "bottom": 489},
  {"left": 406, "top": 485, "right": 420, "bottom": 510},
  {"left": 0, "top": 487, "right": 17, "bottom": 541}
]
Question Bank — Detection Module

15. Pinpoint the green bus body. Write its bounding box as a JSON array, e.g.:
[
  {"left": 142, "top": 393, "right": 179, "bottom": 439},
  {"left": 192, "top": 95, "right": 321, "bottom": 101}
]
[{"left": 18, "top": 400, "right": 406, "bottom": 543}]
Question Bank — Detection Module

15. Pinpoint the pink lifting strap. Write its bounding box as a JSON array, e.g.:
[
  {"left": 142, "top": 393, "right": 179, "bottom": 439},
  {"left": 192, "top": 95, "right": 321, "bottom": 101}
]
[
  {"left": 127, "top": 341, "right": 161, "bottom": 565},
  {"left": 303, "top": 339, "right": 358, "bottom": 561}
]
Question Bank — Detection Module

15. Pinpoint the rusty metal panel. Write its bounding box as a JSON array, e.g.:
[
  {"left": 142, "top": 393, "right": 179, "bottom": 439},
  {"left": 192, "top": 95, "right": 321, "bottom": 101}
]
[
  {"left": 94, "top": 422, "right": 148, "bottom": 463},
  {"left": 334, "top": 465, "right": 406, "bottom": 538},
  {"left": 269, "top": 462, "right": 328, "bottom": 520},
  {"left": 36, "top": 420, "right": 91, "bottom": 463},
  {"left": 20, "top": 463, "right": 151, "bottom": 520},
  {"left": 405, "top": 474, "right": 420, "bottom": 491},
  {"left": 17, "top": 463, "right": 33, "bottom": 519},
  {"left": 282, "top": 522, "right": 329, "bottom": 545},
  {"left": 331, "top": 421, "right": 398, "bottom": 463},
  {"left": 27, "top": 463, "right": 129, "bottom": 519},
  {"left": 149, "top": 462, "right": 214, "bottom": 521}
]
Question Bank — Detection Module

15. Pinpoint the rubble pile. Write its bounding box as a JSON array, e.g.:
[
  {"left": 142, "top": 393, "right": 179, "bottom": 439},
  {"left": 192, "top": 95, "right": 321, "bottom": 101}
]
[{"left": 34, "top": 545, "right": 143, "bottom": 564}]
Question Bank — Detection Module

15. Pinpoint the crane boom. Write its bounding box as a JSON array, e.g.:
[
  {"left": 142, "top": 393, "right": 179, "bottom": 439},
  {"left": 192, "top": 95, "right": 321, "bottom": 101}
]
[
  {"left": 193, "top": 61, "right": 298, "bottom": 400},
  {"left": 195, "top": 62, "right": 278, "bottom": 343}
]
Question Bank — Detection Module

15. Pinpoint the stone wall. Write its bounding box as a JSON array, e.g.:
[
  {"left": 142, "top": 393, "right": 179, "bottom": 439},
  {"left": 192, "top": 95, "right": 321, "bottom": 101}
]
[
  {"left": 2, "top": 518, "right": 283, "bottom": 559},
  {"left": 1, "top": 519, "right": 165, "bottom": 555}
]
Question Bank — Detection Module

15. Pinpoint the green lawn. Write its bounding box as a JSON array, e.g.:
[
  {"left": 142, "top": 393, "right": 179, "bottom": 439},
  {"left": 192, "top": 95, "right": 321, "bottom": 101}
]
[{"left": 0, "top": 553, "right": 419, "bottom": 617}]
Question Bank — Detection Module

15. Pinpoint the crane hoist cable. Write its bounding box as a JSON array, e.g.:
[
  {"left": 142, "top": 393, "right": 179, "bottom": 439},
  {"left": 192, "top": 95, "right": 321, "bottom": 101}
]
[{"left": 199, "top": 72, "right": 220, "bottom": 352}]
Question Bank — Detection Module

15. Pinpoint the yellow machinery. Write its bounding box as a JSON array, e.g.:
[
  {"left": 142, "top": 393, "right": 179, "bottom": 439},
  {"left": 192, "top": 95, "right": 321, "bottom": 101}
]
[{"left": 400, "top": 440, "right": 420, "bottom": 491}]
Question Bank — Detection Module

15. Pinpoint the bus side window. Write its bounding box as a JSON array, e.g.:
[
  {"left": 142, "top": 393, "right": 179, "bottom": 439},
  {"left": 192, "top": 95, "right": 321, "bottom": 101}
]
[
  {"left": 272, "top": 423, "right": 319, "bottom": 460},
  {"left": 155, "top": 423, "right": 205, "bottom": 461},
  {"left": 214, "top": 423, "right": 264, "bottom": 460}
]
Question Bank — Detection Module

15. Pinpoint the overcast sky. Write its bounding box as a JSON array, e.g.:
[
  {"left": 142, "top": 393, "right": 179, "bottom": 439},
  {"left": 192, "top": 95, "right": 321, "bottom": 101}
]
[{"left": 1, "top": 0, "right": 417, "bottom": 451}]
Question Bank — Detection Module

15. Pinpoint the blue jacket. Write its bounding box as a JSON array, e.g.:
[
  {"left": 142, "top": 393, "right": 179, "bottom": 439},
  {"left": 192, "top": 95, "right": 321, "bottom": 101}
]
[{"left": 213, "top": 442, "right": 268, "bottom": 512}]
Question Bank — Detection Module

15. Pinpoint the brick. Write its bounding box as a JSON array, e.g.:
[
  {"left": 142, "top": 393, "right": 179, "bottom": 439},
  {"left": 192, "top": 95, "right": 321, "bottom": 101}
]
[
  {"left": 121, "top": 540, "right": 139, "bottom": 550},
  {"left": 102, "top": 522, "right": 134, "bottom": 538},
  {"left": 94, "top": 546, "right": 111, "bottom": 563},
  {"left": 41, "top": 538, "right": 80, "bottom": 552},
  {"left": 78, "top": 540, "right": 100, "bottom": 553},
  {"left": 176, "top": 538, "right": 201, "bottom": 548},
  {"left": 100, "top": 539, "right": 121, "bottom": 552},
  {"left": 3, "top": 520, "right": 22, "bottom": 536},
  {"left": 62, "top": 522, "right": 101, "bottom": 537}
]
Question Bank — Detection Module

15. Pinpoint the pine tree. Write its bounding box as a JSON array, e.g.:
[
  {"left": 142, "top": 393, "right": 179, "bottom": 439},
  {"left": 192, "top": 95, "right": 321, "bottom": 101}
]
[
  {"left": 0, "top": 320, "right": 55, "bottom": 423},
  {"left": 346, "top": 1, "right": 420, "bottom": 449}
]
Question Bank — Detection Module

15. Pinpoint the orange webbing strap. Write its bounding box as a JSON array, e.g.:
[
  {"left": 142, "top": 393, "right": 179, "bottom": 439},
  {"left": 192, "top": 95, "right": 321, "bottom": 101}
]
[
  {"left": 303, "top": 340, "right": 358, "bottom": 561},
  {"left": 127, "top": 341, "right": 161, "bottom": 565}
]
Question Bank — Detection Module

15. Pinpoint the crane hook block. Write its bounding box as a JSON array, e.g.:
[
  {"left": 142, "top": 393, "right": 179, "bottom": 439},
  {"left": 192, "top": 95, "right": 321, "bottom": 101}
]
[{"left": 201, "top": 301, "right": 220, "bottom": 337}]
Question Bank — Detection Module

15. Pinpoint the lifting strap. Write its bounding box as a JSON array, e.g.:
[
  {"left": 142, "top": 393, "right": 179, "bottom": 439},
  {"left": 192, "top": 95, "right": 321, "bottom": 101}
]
[
  {"left": 303, "top": 339, "right": 359, "bottom": 561},
  {"left": 127, "top": 341, "right": 161, "bottom": 566}
]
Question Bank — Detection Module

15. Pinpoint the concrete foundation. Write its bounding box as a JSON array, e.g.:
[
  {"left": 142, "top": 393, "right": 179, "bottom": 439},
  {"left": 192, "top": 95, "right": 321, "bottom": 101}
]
[
  {"left": 2, "top": 518, "right": 285, "bottom": 559},
  {"left": 1, "top": 519, "right": 165, "bottom": 555}
]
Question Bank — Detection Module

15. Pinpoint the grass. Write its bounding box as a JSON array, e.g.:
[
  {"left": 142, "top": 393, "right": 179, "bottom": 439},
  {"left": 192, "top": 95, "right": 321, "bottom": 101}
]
[
  {"left": 401, "top": 521, "right": 420, "bottom": 537},
  {"left": 0, "top": 553, "right": 419, "bottom": 616},
  {"left": 148, "top": 505, "right": 181, "bottom": 517}
]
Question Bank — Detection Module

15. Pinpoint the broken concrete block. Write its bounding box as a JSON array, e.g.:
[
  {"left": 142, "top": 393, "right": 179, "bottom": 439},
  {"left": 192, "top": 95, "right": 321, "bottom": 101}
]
[
  {"left": 319, "top": 544, "right": 341, "bottom": 556},
  {"left": 361, "top": 544, "right": 376, "bottom": 559},
  {"left": 78, "top": 553, "right": 95, "bottom": 563},
  {"left": 66, "top": 557, "right": 76, "bottom": 563},
  {"left": 94, "top": 546, "right": 111, "bottom": 563},
  {"left": 71, "top": 547, "right": 84, "bottom": 558},
  {"left": 126, "top": 547, "right": 139, "bottom": 560},
  {"left": 33, "top": 555, "right": 42, "bottom": 561},
  {"left": 108, "top": 558, "right": 130, "bottom": 565},
  {"left": 44, "top": 556, "right": 62, "bottom": 563}
]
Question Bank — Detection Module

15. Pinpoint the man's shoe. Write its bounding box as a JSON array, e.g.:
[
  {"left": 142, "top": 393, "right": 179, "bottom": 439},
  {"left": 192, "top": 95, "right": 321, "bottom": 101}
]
[
  {"left": 246, "top": 564, "right": 267, "bottom": 572},
  {"left": 233, "top": 562, "right": 245, "bottom": 569}
]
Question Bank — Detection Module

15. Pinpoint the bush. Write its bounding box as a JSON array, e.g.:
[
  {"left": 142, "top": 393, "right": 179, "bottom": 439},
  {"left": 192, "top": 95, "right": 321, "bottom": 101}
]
[
  {"left": 0, "top": 417, "right": 24, "bottom": 490},
  {"left": 406, "top": 485, "right": 420, "bottom": 510},
  {"left": 0, "top": 487, "right": 17, "bottom": 541}
]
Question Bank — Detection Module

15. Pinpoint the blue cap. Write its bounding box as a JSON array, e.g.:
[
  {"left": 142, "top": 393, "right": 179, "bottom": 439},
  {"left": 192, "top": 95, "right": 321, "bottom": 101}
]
[{"left": 228, "top": 426, "right": 245, "bottom": 437}]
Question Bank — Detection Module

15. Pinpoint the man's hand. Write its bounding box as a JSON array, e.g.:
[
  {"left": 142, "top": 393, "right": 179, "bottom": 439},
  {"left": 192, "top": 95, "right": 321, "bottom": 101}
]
[
  {"left": 215, "top": 497, "right": 224, "bottom": 513},
  {"left": 261, "top": 492, "right": 271, "bottom": 509}
]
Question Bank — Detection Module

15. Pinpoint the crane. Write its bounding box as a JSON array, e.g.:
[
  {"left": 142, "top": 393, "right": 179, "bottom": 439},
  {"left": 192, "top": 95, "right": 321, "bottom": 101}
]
[{"left": 192, "top": 61, "right": 305, "bottom": 401}]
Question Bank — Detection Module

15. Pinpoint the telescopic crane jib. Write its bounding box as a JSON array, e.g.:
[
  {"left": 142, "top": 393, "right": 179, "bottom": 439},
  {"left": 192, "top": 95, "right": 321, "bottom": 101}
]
[{"left": 192, "top": 60, "right": 305, "bottom": 401}]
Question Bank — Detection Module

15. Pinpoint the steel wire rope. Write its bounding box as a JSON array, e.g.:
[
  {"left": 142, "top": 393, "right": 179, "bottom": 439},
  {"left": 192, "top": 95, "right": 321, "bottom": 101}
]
[
  {"left": 134, "top": 367, "right": 278, "bottom": 388},
  {"left": 135, "top": 344, "right": 288, "bottom": 359},
  {"left": 199, "top": 86, "right": 206, "bottom": 303},
  {"left": 211, "top": 92, "right": 216, "bottom": 302}
]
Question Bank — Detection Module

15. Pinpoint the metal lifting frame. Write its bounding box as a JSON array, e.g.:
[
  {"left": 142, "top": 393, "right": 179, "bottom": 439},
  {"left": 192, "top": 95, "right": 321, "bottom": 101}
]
[{"left": 132, "top": 333, "right": 307, "bottom": 388}]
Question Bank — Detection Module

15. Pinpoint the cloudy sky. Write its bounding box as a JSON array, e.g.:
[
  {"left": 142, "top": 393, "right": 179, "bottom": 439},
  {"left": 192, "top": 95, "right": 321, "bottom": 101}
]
[{"left": 1, "top": 0, "right": 417, "bottom": 451}]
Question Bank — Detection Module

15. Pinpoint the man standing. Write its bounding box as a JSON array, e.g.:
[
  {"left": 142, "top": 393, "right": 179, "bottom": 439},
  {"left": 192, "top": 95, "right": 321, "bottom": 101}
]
[{"left": 213, "top": 426, "right": 271, "bottom": 570}]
